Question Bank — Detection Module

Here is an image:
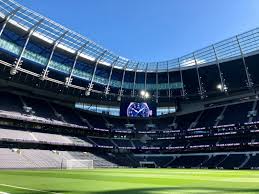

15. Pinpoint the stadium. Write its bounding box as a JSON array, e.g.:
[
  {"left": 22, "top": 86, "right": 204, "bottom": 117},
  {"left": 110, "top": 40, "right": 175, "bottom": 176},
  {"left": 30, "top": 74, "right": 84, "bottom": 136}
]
[{"left": 0, "top": 0, "right": 259, "bottom": 193}]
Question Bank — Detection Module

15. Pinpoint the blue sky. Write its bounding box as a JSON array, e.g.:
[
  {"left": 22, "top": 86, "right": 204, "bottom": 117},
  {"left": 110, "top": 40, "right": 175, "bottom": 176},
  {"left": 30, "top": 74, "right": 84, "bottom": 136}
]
[{"left": 16, "top": 0, "right": 259, "bottom": 62}]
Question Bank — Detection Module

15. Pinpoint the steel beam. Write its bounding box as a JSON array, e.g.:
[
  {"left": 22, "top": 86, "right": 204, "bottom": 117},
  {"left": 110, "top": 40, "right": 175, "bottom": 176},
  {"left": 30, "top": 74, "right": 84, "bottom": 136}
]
[
  {"left": 0, "top": 7, "right": 21, "bottom": 37},
  {"left": 40, "top": 31, "right": 68, "bottom": 80},
  {"left": 10, "top": 19, "right": 44, "bottom": 75},
  {"left": 178, "top": 58, "right": 185, "bottom": 97},
  {"left": 117, "top": 61, "right": 129, "bottom": 101},
  {"left": 193, "top": 53, "right": 203, "bottom": 98},
  {"left": 212, "top": 45, "right": 226, "bottom": 93},
  {"left": 85, "top": 50, "right": 107, "bottom": 96},
  {"left": 105, "top": 56, "right": 119, "bottom": 94},
  {"left": 236, "top": 35, "right": 253, "bottom": 88},
  {"left": 156, "top": 62, "right": 159, "bottom": 102},
  {"left": 144, "top": 63, "right": 148, "bottom": 92},
  {"left": 65, "top": 41, "right": 90, "bottom": 86},
  {"left": 167, "top": 62, "right": 170, "bottom": 98},
  {"left": 132, "top": 63, "right": 139, "bottom": 97}
]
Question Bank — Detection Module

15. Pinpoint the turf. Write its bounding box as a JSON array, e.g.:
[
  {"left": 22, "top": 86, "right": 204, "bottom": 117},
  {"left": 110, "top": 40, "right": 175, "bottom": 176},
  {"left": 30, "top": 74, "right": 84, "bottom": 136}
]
[{"left": 0, "top": 168, "right": 259, "bottom": 194}]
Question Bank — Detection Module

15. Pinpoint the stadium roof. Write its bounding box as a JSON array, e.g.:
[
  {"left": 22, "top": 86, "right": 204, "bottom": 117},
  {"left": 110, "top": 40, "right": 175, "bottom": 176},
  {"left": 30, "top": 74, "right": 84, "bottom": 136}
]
[{"left": 0, "top": 0, "right": 259, "bottom": 72}]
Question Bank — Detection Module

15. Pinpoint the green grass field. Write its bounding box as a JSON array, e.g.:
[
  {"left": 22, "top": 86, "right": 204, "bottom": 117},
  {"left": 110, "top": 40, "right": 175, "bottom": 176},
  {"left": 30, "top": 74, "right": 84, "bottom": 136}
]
[{"left": 0, "top": 168, "right": 259, "bottom": 194}]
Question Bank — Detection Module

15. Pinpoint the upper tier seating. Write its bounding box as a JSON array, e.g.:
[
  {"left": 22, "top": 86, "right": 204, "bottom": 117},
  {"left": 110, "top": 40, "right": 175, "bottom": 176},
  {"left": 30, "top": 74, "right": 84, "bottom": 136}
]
[
  {"left": 0, "top": 92, "right": 257, "bottom": 132},
  {"left": 0, "top": 92, "right": 23, "bottom": 113},
  {"left": 105, "top": 117, "right": 128, "bottom": 130},
  {"left": 80, "top": 111, "right": 107, "bottom": 129},
  {"left": 218, "top": 102, "right": 253, "bottom": 125},
  {"left": 196, "top": 107, "right": 223, "bottom": 127},
  {"left": 51, "top": 103, "right": 86, "bottom": 126},
  {"left": 175, "top": 111, "right": 201, "bottom": 130},
  {"left": 0, "top": 92, "right": 87, "bottom": 127},
  {"left": 22, "top": 96, "right": 59, "bottom": 121},
  {"left": 129, "top": 118, "right": 151, "bottom": 130},
  {"left": 152, "top": 116, "right": 175, "bottom": 130}
]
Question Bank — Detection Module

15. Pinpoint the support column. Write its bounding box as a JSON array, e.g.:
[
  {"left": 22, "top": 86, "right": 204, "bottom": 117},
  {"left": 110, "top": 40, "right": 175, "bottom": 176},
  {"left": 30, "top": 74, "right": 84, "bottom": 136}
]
[
  {"left": 65, "top": 41, "right": 90, "bottom": 87},
  {"left": 167, "top": 62, "right": 170, "bottom": 98},
  {"left": 40, "top": 31, "right": 68, "bottom": 80},
  {"left": 144, "top": 63, "right": 148, "bottom": 92},
  {"left": 156, "top": 62, "right": 159, "bottom": 102},
  {"left": 85, "top": 50, "right": 107, "bottom": 96},
  {"left": 193, "top": 53, "right": 203, "bottom": 99},
  {"left": 178, "top": 58, "right": 185, "bottom": 97},
  {"left": 105, "top": 57, "right": 119, "bottom": 95},
  {"left": 10, "top": 19, "right": 44, "bottom": 75},
  {"left": 236, "top": 35, "right": 253, "bottom": 88},
  {"left": 212, "top": 45, "right": 226, "bottom": 93},
  {"left": 0, "top": 7, "right": 21, "bottom": 37},
  {"left": 132, "top": 63, "right": 139, "bottom": 97},
  {"left": 118, "top": 61, "right": 129, "bottom": 101}
]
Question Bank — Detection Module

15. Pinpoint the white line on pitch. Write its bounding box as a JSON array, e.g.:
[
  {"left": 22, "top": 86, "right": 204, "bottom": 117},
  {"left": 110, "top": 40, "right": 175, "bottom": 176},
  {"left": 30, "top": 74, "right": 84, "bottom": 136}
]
[
  {"left": 0, "top": 192, "right": 10, "bottom": 194},
  {"left": 0, "top": 184, "right": 62, "bottom": 194}
]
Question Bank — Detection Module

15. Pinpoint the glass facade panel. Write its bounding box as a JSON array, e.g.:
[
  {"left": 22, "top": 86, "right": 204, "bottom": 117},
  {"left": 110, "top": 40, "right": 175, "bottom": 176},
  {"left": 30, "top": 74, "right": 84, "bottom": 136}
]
[{"left": 75, "top": 102, "right": 120, "bottom": 116}]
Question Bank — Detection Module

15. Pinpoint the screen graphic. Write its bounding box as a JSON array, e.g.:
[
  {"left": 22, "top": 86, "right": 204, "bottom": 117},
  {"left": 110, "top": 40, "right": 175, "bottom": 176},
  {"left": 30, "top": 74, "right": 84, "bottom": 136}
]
[{"left": 120, "top": 101, "right": 156, "bottom": 117}]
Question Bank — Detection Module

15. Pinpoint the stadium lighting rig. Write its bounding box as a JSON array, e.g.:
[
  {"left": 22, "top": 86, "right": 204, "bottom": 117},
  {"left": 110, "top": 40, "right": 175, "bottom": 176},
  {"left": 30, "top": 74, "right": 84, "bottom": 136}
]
[
  {"left": 216, "top": 84, "right": 228, "bottom": 92},
  {"left": 140, "top": 90, "right": 150, "bottom": 98},
  {"left": 216, "top": 84, "right": 222, "bottom": 90}
]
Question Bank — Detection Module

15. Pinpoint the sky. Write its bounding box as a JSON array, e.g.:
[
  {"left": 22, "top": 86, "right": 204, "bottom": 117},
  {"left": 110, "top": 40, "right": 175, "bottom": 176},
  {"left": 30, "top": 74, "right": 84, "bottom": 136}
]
[{"left": 15, "top": 0, "right": 259, "bottom": 62}]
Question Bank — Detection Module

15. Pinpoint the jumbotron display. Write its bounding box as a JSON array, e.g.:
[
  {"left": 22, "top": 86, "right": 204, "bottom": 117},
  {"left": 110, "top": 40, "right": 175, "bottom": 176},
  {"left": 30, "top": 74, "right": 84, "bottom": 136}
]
[{"left": 120, "top": 101, "right": 157, "bottom": 117}]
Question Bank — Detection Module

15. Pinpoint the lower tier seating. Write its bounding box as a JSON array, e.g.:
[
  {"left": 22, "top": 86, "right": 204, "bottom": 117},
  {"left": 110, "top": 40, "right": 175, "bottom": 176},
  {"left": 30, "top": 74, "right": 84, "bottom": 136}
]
[
  {"left": 0, "top": 148, "right": 122, "bottom": 169},
  {"left": 200, "top": 155, "right": 227, "bottom": 168},
  {"left": 243, "top": 154, "right": 259, "bottom": 169},
  {"left": 2, "top": 148, "right": 259, "bottom": 169},
  {"left": 217, "top": 154, "right": 247, "bottom": 169},
  {"left": 168, "top": 155, "right": 209, "bottom": 168},
  {"left": 135, "top": 153, "right": 259, "bottom": 169}
]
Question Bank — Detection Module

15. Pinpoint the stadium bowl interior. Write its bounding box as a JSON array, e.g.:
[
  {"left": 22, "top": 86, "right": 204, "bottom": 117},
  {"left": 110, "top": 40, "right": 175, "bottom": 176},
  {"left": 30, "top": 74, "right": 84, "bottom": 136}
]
[{"left": 0, "top": 0, "right": 259, "bottom": 193}]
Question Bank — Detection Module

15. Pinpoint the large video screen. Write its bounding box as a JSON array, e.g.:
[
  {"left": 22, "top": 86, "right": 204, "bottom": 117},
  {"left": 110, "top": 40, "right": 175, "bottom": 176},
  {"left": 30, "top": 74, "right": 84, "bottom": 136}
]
[{"left": 120, "top": 101, "right": 157, "bottom": 117}]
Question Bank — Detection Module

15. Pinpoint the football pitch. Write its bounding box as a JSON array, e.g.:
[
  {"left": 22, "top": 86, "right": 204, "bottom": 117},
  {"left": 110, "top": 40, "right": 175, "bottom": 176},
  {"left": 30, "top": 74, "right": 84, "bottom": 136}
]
[{"left": 0, "top": 168, "right": 259, "bottom": 194}]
